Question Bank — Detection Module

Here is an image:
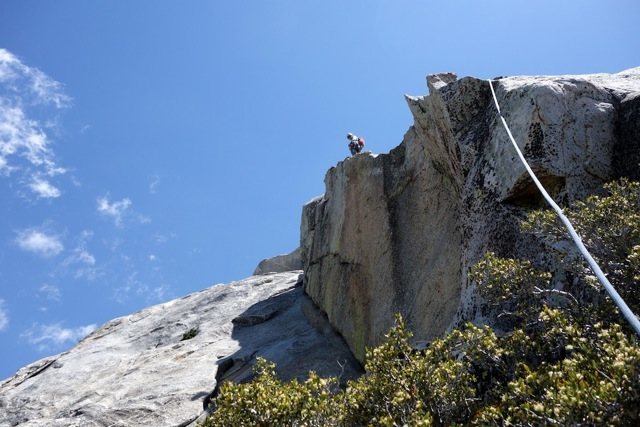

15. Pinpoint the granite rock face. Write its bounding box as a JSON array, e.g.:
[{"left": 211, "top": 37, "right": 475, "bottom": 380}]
[
  {"left": 302, "top": 68, "right": 640, "bottom": 361},
  {"left": 0, "top": 272, "right": 361, "bottom": 427},
  {"left": 3, "top": 67, "right": 639, "bottom": 426},
  {"left": 253, "top": 247, "right": 303, "bottom": 275}
]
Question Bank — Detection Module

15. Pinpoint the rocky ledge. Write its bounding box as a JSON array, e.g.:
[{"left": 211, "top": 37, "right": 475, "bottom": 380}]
[{"left": 0, "top": 272, "right": 361, "bottom": 427}]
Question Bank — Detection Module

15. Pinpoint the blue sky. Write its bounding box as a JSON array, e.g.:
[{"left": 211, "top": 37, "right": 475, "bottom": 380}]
[{"left": 0, "top": 1, "right": 638, "bottom": 379}]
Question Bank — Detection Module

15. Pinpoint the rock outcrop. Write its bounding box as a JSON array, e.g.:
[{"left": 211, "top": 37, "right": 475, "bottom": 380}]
[
  {"left": 0, "top": 272, "right": 361, "bottom": 427},
  {"left": 301, "top": 68, "right": 640, "bottom": 361},
  {"left": 253, "top": 248, "right": 303, "bottom": 275},
  {"left": 3, "top": 67, "right": 639, "bottom": 426}
]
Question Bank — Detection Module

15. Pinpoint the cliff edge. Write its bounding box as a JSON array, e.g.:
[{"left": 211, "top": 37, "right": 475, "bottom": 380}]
[{"left": 301, "top": 68, "right": 640, "bottom": 361}]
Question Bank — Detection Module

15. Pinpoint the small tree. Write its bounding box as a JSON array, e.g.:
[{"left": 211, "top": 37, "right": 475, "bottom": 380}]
[{"left": 522, "top": 179, "right": 640, "bottom": 326}]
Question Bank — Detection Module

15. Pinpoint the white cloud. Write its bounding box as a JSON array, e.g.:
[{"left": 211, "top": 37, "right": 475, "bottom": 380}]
[
  {"left": 74, "top": 249, "right": 95, "bottom": 266},
  {"left": 148, "top": 285, "right": 169, "bottom": 302},
  {"left": 21, "top": 322, "right": 97, "bottom": 351},
  {"left": 29, "top": 177, "right": 61, "bottom": 198},
  {"left": 60, "top": 230, "right": 99, "bottom": 280},
  {"left": 149, "top": 174, "right": 160, "bottom": 194},
  {"left": 97, "top": 196, "right": 132, "bottom": 226},
  {"left": 113, "top": 271, "right": 171, "bottom": 305},
  {"left": 15, "top": 228, "right": 63, "bottom": 258},
  {"left": 0, "top": 155, "right": 7, "bottom": 172},
  {"left": 66, "top": 248, "right": 98, "bottom": 280},
  {"left": 38, "top": 284, "right": 61, "bottom": 302},
  {"left": 0, "top": 299, "right": 8, "bottom": 331},
  {"left": 64, "top": 234, "right": 95, "bottom": 266},
  {"left": 137, "top": 214, "right": 151, "bottom": 225},
  {"left": 153, "top": 232, "right": 175, "bottom": 244},
  {"left": 0, "top": 104, "right": 49, "bottom": 167},
  {"left": 0, "top": 48, "right": 69, "bottom": 197},
  {"left": 0, "top": 49, "right": 70, "bottom": 108}
]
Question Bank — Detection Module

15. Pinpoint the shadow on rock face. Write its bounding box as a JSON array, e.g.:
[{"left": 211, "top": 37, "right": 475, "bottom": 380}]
[{"left": 210, "top": 278, "right": 363, "bottom": 404}]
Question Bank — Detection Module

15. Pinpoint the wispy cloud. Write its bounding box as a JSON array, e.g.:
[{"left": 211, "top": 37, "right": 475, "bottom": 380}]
[
  {"left": 29, "top": 177, "right": 61, "bottom": 198},
  {"left": 15, "top": 228, "right": 64, "bottom": 258},
  {"left": 153, "top": 232, "right": 175, "bottom": 244},
  {"left": 149, "top": 174, "right": 160, "bottom": 194},
  {"left": 0, "top": 299, "right": 8, "bottom": 331},
  {"left": 137, "top": 214, "right": 151, "bottom": 224},
  {"left": 61, "top": 230, "right": 98, "bottom": 280},
  {"left": 97, "top": 195, "right": 132, "bottom": 226},
  {"left": 38, "top": 284, "right": 61, "bottom": 302},
  {"left": 96, "top": 196, "right": 149, "bottom": 226},
  {"left": 0, "top": 50, "right": 70, "bottom": 108},
  {"left": 21, "top": 322, "right": 97, "bottom": 351},
  {"left": 69, "top": 249, "right": 95, "bottom": 266},
  {"left": 115, "top": 283, "right": 171, "bottom": 305},
  {"left": 113, "top": 270, "right": 171, "bottom": 305},
  {"left": 0, "top": 48, "right": 70, "bottom": 198}
]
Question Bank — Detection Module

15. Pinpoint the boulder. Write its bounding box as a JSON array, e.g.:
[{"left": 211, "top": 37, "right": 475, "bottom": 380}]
[
  {"left": 301, "top": 68, "right": 640, "bottom": 361},
  {"left": 0, "top": 271, "right": 361, "bottom": 427},
  {"left": 253, "top": 247, "right": 303, "bottom": 275}
]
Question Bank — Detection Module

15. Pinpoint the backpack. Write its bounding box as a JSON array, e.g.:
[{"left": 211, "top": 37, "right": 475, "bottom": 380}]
[{"left": 358, "top": 137, "right": 365, "bottom": 147}]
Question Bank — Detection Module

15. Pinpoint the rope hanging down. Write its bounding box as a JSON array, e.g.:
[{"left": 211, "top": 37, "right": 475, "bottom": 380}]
[{"left": 487, "top": 79, "right": 640, "bottom": 336}]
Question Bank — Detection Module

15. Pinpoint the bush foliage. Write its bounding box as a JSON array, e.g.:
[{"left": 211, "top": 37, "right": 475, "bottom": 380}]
[
  {"left": 202, "top": 180, "right": 640, "bottom": 426},
  {"left": 181, "top": 327, "right": 200, "bottom": 341}
]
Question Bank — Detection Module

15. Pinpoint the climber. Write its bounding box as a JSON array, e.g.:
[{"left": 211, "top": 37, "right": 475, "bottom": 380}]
[{"left": 347, "top": 132, "right": 365, "bottom": 156}]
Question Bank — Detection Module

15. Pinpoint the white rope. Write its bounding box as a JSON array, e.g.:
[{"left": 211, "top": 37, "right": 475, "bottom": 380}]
[{"left": 488, "top": 79, "right": 640, "bottom": 336}]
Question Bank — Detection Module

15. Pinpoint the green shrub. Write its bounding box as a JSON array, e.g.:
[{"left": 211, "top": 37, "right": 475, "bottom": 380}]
[
  {"left": 470, "top": 252, "right": 553, "bottom": 326},
  {"left": 202, "top": 314, "right": 640, "bottom": 426},
  {"left": 338, "top": 314, "right": 434, "bottom": 426},
  {"left": 181, "top": 327, "right": 199, "bottom": 341},
  {"left": 522, "top": 179, "right": 640, "bottom": 326},
  {"left": 202, "top": 180, "right": 640, "bottom": 426},
  {"left": 201, "top": 358, "right": 337, "bottom": 427}
]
